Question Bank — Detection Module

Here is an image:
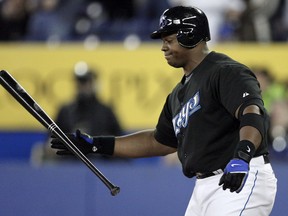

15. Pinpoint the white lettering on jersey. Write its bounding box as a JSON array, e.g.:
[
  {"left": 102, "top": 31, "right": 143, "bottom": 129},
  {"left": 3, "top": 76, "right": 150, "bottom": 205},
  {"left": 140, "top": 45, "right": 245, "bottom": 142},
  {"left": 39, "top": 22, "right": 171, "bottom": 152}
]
[{"left": 172, "top": 91, "right": 201, "bottom": 136}]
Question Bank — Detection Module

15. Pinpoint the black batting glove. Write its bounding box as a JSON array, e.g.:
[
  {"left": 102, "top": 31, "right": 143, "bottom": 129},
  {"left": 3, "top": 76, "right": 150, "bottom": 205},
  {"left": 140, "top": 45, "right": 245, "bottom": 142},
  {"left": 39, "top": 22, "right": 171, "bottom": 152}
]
[
  {"left": 50, "top": 129, "right": 115, "bottom": 156},
  {"left": 51, "top": 129, "right": 95, "bottom": 155}
]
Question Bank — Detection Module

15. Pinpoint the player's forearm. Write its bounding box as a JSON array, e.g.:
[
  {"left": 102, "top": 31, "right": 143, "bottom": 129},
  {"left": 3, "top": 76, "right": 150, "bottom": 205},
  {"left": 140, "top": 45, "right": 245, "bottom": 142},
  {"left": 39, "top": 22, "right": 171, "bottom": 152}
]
[
  {"left": 239, "top": 125, "right": 261, "bottom": 148},
  {"left": 114, "top": 129, "right": 176, "bottom": 158},
  {"left": 238, "top": 104, "right": 263, "bottom": 149},
  {"left": 233, "top": 104, "right": 264, "bottom": 163}
]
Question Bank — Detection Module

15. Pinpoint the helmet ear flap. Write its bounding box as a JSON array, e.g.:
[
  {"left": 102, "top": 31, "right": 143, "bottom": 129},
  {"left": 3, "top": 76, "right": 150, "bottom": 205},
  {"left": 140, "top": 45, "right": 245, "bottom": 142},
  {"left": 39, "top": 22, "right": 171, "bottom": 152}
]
[{"left": 177, "top": 28, "right": 199, "bottom": 48}]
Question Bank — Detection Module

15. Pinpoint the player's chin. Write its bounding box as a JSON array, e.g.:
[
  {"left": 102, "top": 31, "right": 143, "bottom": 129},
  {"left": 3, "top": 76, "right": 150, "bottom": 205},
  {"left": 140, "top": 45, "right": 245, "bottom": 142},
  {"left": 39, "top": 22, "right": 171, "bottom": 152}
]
[{"left": 167, "top": 60, "right": 181, "bottom": 68}]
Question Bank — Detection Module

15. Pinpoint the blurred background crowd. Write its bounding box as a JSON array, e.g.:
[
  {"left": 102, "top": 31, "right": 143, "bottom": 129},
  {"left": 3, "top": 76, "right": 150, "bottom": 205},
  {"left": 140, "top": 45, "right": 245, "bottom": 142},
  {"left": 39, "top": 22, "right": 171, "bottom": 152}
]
[{"left": 0, "top": 0, "right": 288, "bottom": 43}]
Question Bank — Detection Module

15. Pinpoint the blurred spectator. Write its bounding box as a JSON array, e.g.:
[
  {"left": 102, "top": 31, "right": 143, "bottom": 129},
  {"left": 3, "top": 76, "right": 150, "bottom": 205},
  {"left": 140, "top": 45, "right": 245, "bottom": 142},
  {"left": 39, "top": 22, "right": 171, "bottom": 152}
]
[
  {"left": 252, "top": 66, "right": 287, "bottom": 113},
  {"left": 269, "top": 99, "right": 288, "bottom": 154},
  {"left": 0, "top": 0, "right": 32, "bottom": 40},
  {"left": 269, "top": 0, "right": 288, "bottom": 41},
  {"left": 25, "top": 0, "right": 84, "bottom": 41},
  {"left": 55, "top": 61, "right": 123, "bottom": 136},
  {"left": 68, "top": 0, "right": 137, "bottom": 41},
  {"left": 88, "top": 0, "right": 135, "bottom": 21},
  {"left": 31, "top": 61, "right": 123, "bottom": 163},
  {"left": 221, "top": 0, "right": 282, "bottom": 42},
  {"left": 284, "top": 0, "right": 288, "bottom": 39}
]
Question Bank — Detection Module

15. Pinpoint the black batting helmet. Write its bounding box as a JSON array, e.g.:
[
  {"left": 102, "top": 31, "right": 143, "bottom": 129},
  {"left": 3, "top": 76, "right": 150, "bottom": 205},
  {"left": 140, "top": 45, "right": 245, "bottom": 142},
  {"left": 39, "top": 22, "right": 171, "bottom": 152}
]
[{"left": 150, "top": 6, "right": 210, "bottom": 48}]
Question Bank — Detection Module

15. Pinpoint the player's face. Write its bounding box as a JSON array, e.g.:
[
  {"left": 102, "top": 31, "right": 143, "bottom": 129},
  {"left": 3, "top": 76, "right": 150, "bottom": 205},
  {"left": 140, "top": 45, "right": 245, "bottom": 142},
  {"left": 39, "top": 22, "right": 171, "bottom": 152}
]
[{"left": 161, "top": 34, "right": 190, "bottom": 68}]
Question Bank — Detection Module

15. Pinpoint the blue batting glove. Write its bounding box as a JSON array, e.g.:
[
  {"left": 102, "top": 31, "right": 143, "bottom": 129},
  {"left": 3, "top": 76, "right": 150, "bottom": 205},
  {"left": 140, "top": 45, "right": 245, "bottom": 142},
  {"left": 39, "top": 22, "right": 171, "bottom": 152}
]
[{"left": 218, "top": 159, "right": 249, "bottom": 193}]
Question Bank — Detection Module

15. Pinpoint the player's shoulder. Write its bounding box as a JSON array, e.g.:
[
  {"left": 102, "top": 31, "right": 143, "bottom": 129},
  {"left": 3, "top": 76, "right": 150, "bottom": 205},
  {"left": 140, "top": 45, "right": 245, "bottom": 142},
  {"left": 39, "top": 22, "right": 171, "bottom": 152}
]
[
  {"left": 207, "top": 51, "right": 252, "bottom": 75},
  {"left": 207, "top": 51, "right": 244, "bottom": 67}
]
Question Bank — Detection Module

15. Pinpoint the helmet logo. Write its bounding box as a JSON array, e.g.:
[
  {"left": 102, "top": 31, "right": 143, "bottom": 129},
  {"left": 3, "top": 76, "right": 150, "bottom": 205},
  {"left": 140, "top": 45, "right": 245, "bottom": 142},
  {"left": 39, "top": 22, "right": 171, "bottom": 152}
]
[{"left": 159, "top": 16, "right": 172, "bottom": 29}]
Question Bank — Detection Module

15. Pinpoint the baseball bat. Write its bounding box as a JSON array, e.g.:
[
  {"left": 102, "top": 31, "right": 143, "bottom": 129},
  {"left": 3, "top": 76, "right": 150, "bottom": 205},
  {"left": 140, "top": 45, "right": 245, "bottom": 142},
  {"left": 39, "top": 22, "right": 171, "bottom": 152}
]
[{"left": 0, "top": 70, "right": 120, "bottom": 196}]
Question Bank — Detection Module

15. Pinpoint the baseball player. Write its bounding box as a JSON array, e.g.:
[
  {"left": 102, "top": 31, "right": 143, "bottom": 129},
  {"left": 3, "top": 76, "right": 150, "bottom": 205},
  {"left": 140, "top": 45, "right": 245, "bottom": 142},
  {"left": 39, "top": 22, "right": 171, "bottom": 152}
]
[{"left": 51, "top": 6, "right": 277, "bottom": 216}]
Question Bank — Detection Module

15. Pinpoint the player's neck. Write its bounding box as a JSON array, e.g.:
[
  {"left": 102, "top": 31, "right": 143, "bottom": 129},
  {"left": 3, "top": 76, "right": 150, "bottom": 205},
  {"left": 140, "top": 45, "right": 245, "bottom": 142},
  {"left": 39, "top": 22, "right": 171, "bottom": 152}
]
[{"left": 183, "top": 43, "right": 210, "bottom": 76}]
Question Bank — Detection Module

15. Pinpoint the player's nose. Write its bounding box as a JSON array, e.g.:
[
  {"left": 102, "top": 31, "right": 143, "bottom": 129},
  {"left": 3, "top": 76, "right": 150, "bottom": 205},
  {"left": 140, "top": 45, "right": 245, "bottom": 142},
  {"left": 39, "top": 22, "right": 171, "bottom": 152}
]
[{"left": 161, "top": 42, "right": 168, "bottom": 52}]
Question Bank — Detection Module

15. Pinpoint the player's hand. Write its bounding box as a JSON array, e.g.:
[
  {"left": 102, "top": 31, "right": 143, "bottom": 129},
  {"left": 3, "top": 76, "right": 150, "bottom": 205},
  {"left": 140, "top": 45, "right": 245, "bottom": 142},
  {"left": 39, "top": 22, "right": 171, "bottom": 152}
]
[
  {"left": 218, "top": 159, "right": 249, "bottom": 193},
  {"left": 51, "top": 129, "right": 97, "bottom": 155}
]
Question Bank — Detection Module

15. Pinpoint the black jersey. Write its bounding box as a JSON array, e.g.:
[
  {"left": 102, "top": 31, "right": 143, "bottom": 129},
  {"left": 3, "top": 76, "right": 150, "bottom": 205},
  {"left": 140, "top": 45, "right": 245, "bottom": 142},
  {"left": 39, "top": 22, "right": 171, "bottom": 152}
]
[{"left": 154, "top": 51, "right": 269, "bottom": 178}]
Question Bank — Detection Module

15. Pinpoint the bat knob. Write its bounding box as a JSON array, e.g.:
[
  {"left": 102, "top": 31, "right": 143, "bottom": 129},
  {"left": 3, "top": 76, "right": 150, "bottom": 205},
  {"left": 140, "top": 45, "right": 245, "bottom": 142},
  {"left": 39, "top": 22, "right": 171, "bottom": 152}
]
[{"left": 111, "top": 186, "right": 120, "bottom": 196}]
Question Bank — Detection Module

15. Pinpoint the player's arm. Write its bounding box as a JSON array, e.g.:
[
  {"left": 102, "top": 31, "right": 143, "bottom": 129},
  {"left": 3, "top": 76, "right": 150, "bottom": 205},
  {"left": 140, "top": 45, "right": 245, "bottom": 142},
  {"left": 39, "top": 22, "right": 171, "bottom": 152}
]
[
  {"left": 114, "top": 129, "right": 177, "bottom": 157},
  {"left": 237, "top": 104, "right": 262, "bottom": 148},
  {"left": 50, "top": 128, "right": 177, "bottom": 158},
  {"left": 219, "top": 103, "right": 264, "bottom": 193}
]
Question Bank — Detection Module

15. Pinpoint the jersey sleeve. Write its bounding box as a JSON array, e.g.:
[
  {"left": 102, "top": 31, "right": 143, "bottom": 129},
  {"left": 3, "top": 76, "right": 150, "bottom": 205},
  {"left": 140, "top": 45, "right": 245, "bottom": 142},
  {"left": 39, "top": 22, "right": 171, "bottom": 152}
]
[
  {"left": 154, "top": 95, "right": 178, "bottom": 148},
  {"left": 216, "top": 65, "right": 263, "bottom": 116}
]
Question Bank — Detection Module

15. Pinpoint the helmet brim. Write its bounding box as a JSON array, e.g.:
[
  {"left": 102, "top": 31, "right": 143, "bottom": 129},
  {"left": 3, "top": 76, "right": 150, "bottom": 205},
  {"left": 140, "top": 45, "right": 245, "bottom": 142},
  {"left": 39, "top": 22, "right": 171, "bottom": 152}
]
[
  {"left": 150, "top": 29, "right": 178, "bottom": 39},
  {"left": 150, "top": 30, "right": 164, "bottom": 39},
  {"left": 150, "top": 30, "right": 162, "bottom": 39}
]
